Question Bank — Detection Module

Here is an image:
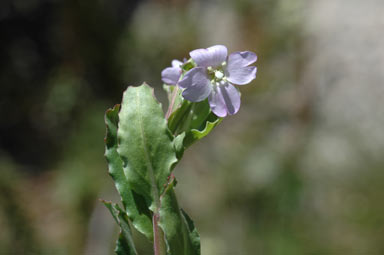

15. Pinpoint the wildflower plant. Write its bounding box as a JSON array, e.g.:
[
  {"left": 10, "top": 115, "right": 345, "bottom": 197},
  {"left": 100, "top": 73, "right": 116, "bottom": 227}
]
[{"left": 103, "top": 45, "right": 257, "bottom": 255}]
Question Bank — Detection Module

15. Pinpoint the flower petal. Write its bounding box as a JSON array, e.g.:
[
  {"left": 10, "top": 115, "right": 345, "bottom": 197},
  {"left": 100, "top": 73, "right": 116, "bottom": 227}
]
[
  {"left": 179, "top": 67, "right": 212, "bottom": 102},
  {"left": 225, "top": 66, "right": 257, "bottom": 85},
  {"left": 208, "top": 83, "right": 240, "bottom": 117},
  {"left": 227, "top": 51, "right": 257, "bottom": 69},
  {"left": 190, "top": 45, "right": 228, "bottom": 68},
  {"left": 161, "top": 67, "right": 181, "bottom": 85},
  {"left": 172, "top": 59, "right": 183, "bottom": 68}
]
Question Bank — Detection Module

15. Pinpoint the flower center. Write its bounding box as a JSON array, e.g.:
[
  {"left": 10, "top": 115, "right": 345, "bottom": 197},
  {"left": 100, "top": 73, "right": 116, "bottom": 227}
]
[
  {"left": 215, "top": 70, "right": 224, "bottom": 79},
  {"left": 207, "top": 64, "right": 227, "bottom": 84}
]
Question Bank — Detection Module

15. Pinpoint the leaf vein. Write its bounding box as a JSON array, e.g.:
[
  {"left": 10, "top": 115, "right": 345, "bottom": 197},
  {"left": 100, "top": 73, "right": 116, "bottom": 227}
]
[{"left": 135, "top": 89, "right": 160, "bottom": 209}]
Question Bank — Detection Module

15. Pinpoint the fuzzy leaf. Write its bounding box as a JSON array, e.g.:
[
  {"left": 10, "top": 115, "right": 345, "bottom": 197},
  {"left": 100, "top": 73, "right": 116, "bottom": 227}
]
[
  {"left": 105, "top": 104, "right": 153, "bottom": 239},
  {"left": 159, "top": 179, "right": 200, "bottom": 255},
  {"left": 103, "top": 201, "right": 138, "bottom": 255},
  {"left": 117, "top": 83, "right": 177, "bottom": 212}
]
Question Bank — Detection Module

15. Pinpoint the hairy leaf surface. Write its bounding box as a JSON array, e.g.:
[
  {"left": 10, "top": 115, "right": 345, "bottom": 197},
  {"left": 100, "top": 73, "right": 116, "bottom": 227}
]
[
  {"left": 105, "top": 104, "right": 153, "bottom": 239},
  {"left": 117, "top": 84, "right": 177, "bottom": 211}
]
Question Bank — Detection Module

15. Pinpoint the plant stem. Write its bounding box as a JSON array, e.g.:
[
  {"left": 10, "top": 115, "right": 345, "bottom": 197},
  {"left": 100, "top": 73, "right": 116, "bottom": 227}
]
[
  {"left": 165, "top": 87, "right": 179, "bottom": 120},
  {"left": 153, "top": 213, "right": 166, "bottom": 255},
  {"left": 153, "top": 173, "right": 176, "bottom": 255}
]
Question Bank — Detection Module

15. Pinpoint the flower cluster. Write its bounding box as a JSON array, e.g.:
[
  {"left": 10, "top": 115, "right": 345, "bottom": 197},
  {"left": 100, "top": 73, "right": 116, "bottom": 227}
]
[{"left": 162, "top": 45, "right": 257, "bottom": 117}]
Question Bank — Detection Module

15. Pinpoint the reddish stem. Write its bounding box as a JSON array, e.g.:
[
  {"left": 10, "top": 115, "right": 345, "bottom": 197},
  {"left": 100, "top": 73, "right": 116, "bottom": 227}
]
[
  {"left": 153, "top": 213, "right": 161, "bottom": 255},
  {"left": 165, "top": 87, "right": 179, "bottom": 120}
]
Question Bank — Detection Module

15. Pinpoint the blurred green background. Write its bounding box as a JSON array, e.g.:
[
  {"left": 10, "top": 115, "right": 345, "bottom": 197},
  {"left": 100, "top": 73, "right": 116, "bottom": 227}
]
[{"left": 1, "top": 0, "right": 384, "bottom": 254}]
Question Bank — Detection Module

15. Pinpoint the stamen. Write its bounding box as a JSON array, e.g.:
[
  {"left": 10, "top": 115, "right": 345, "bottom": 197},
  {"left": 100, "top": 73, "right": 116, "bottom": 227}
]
[{"left": 215, "top": 70, "right": 224, "bottom": 79}]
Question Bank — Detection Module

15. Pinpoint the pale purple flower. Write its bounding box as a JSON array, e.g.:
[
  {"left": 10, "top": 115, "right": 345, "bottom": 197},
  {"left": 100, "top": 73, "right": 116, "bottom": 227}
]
[
  {"left": 178, "top": 45, "right": 257, "bottom": 117},
  {"left": 161, "top": 59, "right": 183, "bottom": 85}
]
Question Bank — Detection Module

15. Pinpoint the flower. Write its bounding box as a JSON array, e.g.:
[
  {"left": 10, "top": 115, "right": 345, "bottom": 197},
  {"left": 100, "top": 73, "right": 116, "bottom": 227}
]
[
  {"left": 178, "top": 45, "right": 257, "bottom": 117},
  {"left": 161, "top": 59, "right": 183, "bottom": 85}
]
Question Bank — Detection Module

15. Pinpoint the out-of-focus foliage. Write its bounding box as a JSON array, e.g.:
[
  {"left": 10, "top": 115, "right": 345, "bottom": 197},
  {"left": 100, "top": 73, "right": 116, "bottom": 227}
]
[{"left": 1, "top": 0, "right": 384, "bottom": 254}]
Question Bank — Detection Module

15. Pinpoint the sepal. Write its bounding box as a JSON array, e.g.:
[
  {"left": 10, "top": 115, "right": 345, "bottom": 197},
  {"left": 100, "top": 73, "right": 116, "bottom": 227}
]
[{"left": 167, "top": 99, "right": 222, "bottom": 158}]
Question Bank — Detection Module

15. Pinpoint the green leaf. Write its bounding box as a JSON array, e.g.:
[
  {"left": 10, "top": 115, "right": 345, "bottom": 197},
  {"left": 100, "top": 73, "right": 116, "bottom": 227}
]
[
  {"left": 103, "top": 201, "right": 138, "bottom": 255},
  {"left": 181, "top": 60, "right": 195, "bottom": 72},
  {"left": 159, "top": 179, "right": 200, "bottom": 255},
  {"left": 117, "top": 83, "right": 177, "bottom": 212},
  {"left": 188, "top": 100, "right": 211, "bottom": 130},
  {"left": 167, "top": 100, "right": 222, "bottom": 161},
  {"left": 168, "top": 99, "right": 211, "bottom": 135},
  {"left": 183, "top": 112, "right": 222, "bottom": 148},
  {"left": 180, "top": 209, "right": 201, "bottom": 254},
  {"left": 173, "top": 132, "right": 185, "bottom": 160},
  {"left": 168, "top": 100, "right": 192, "bottom": 134},
  {"left": 115, "top": 233, "right": 133, "bottom": 255},
  {"left": 105, "top": 104, "right": 153, "bottom": 239}
]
